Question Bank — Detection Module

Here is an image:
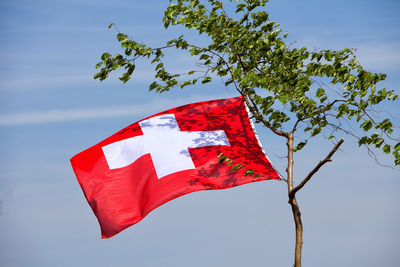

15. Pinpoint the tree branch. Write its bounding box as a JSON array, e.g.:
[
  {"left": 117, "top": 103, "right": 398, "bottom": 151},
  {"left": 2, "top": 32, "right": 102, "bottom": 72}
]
[
  {"left": 292, "top": 118, "right": 304, "bottom": 133},
  {"left": 289, "top": 138, "right": 344, "bottom": 200},
  {"left": 244, "top": 94, "right": 289, "bottom": 138}
]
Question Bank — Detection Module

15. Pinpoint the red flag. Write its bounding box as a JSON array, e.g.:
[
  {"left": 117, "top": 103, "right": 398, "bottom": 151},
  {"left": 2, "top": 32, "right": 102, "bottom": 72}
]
[{"left": 70, "top": 96, "right": 280, "bottom": 238}]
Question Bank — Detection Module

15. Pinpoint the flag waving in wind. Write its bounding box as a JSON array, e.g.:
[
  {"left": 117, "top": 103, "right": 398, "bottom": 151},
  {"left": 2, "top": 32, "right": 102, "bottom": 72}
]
[{"left": 70, "top": 96, "right": 281, "bottom": 238}]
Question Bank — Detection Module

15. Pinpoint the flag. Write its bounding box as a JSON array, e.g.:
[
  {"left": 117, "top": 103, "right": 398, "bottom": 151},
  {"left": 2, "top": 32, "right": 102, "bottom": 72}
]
[{"left": 70, "top": 96, "right": 281, "bottom": 238}]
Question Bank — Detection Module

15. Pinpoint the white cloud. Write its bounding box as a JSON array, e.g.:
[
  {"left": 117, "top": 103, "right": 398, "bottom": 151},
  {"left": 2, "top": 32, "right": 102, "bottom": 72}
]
[
  {"left": 298, "top": 34, "right": 400, "bottom": 71},
  {"left": 355, "top": 43, "right": 400, "bottom": 72},
  {"left": 4, "top": 24, "right": 163, "bottom": 34},
  {"left": 0, "top": 94, "right": 228, "bottom": 126},
  {"left": 0, "top": 70, "right": 155, "bottom": 92},
  {"left": 0, "top": 74, "right": 95, "bottom": 92},
  {"left": 0, "top": 51, "right": 201, "bottom": 92}
]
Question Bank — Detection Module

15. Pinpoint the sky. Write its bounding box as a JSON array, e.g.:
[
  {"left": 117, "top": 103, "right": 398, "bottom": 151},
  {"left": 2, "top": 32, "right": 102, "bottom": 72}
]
[{"left": 0, "top": 0, "right": 399, "bottom": 266}]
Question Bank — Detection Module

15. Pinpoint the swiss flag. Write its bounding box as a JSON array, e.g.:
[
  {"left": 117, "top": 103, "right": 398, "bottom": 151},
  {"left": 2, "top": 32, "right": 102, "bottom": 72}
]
[{"left": 70, "top": 96, "right": 281, "bottom": 238}]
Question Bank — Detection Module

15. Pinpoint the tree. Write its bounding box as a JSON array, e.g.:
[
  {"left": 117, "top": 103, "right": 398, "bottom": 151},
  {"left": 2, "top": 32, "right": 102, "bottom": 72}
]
[{"left": 93, "top": 0, "right": 399, "bottom": 266}]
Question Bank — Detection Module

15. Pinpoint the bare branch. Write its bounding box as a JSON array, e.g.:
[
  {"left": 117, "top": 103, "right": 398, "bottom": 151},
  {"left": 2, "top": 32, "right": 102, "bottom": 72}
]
[
  {"left": 292, "top": 118, "right": 304, "bottom": 133},
  {"left": 363, "top": 144, "right": 395, "bottom": 169},
  {"left": 289, "top": 139, "right": 344, "bottom": 200}
]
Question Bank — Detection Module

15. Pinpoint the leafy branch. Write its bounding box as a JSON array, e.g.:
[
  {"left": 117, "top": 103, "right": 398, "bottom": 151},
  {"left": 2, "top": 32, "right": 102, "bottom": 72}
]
[{"left": 95, "top": 1, "right": 399, "bottom": 265}]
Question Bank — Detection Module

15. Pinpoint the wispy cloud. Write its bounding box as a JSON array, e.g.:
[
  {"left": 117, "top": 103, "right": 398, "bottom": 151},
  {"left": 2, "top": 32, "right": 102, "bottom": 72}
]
[
  {"left": 0, "top": 58, "right": 205, "bottom": 92},
  {"left": 0, "top": 0, "right": 159, "bottom": 11},
  {"left": 355, "top": 43, "right": 400, "bottom": 72},
  {"left": 297, "top": 34, "right": 400, "bottom": 71},
  {"left": 0, "top": 106, "right": 144, "bottom": 125},
  {"left": 2, "top": 24, "right": 163, "bottom": 34},
  {"left": 0, "top": 70, "right": 156, "bottom": 92},
  {"left": 0, "top": 94, "right": 228, "bottom": 126},
  {"left": 0, "top": 73, "right": 96, "bottom": 92},
  {"left": 0, "top": 50, "right": 200, "bottom": 92}
]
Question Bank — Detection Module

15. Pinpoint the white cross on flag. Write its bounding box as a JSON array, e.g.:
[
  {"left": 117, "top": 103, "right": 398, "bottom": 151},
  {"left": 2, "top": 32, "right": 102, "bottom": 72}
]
[{"left": 70, "top": 96, "right": 280, "bottom": 238}]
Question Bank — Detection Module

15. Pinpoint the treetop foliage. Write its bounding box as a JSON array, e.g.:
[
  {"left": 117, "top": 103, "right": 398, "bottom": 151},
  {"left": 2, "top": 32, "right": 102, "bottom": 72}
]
[{"left": 94, "top": 0, "right": 399, "bottom": 165}]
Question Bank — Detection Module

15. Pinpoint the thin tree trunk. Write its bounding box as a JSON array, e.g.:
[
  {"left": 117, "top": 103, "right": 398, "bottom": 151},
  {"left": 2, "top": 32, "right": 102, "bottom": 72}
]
[
  {"left": 290, "top": 196, "right": 303, "bottom": 266},
  {"left": 286, "top": 133, "right": 303, "bottom": 267}
]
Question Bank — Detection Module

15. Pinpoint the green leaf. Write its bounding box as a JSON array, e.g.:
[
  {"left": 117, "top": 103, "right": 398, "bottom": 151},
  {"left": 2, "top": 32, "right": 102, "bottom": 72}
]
[
  {"left": 180, "top": 81, "right": 191, "bottom": 88},
  {"left": 232, "top": 164, "right": 244, "bottom": 171},
  {"left": 278, "top": 94, "right": 290, "bottom": 104},
  {"left": 235, "top": 3, "right": 246, "bottom": 13},
  {"left": 294, "top": 141, "right": 307, "bottom": 152},
  {"left": 361, "top": 120, "right": 373, "bottom": 131},
  {"left": 394, "top": 143, "right": 400, "bottom": 151},
  {"left": 245, "top": 169, "right": 255, "bottom": 177},
  {"left": 225, "top": 79, "right": 233, "bottom": 86},
  {"left": 383, "top": 144, "right": 391, "bottom": 154},
  {"left": 225, "top": 158, "right": 233, "bottom": 166},
  {"left": 315, "top": 88, "right": 325, "bottom": 98},
  {"left": 149, "top": 81, "right": 159, "bottom": 91},
  {"left": 101, "top": 52, "right": 111, "bottom": 61},
  {"left": 201, "top": 77, "right": 212, "bottom": 84},
  {"left": 394, "top": 151, "right": 400, "bottom": 165},
  {"left": 217, "top": 153, "right": 227, "bottom": 163},
  {"left": 311, "top": 128, "right": 321, "bottom": 137},
  {"left": 199, "top": 54, "right": 210, "bottom": 60},
  {"left": 155, "top": 63, "right": 164, "bottom": 70}
]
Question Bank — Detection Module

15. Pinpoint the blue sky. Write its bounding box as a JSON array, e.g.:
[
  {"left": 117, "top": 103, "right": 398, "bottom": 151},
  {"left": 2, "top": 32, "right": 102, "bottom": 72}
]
[{"left": 0, "top": 0, "right": 399, "bottom": 266}]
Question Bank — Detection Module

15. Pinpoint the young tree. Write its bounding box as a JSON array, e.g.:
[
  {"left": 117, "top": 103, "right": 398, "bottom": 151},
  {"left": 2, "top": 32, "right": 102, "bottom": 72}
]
[{"left": 94, "top": 0, "right": 399, "bottom": 266}]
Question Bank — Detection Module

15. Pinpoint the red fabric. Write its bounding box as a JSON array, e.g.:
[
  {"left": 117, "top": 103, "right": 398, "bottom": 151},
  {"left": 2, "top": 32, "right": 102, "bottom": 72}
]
[{"left": 70, "top": 96, "right": 280, "bottom": 238}]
